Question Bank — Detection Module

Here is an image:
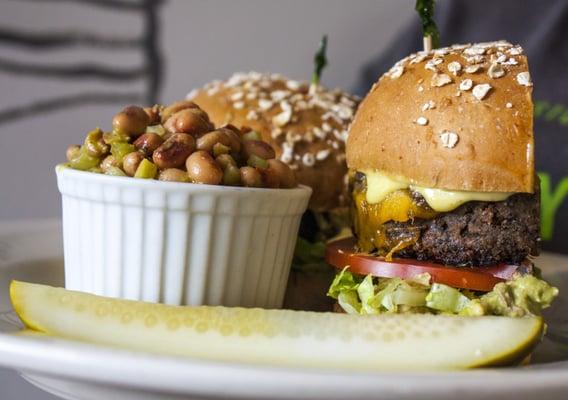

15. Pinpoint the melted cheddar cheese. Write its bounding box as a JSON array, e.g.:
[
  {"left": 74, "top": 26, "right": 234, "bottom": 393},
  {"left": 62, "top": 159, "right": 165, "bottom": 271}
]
[
  {"left": 362, "top": 170, "right": 513, "bottom": 212},
  {"left": 352, "top": 189, "right": 437, "bottom": 254}
]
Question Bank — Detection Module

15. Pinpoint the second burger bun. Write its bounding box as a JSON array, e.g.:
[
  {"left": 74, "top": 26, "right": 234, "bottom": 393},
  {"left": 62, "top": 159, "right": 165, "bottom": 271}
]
[
  {"left": 189, "top": 72, "right": 360, "bottom": 211},
  {"left": 347, "top": 41, "right": 535, "bottom": 193}
]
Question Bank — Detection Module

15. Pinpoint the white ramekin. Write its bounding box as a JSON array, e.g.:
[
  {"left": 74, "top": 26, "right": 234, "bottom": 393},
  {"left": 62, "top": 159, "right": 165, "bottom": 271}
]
[{"left": 56, "top": 166, "right": 311, "bottom": 308}]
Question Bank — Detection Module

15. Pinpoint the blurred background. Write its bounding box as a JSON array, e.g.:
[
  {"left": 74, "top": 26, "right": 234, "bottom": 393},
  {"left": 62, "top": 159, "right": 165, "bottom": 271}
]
[
  {"left": 0, "top": 0, "right": 414, "bottom": 221},
  {"left": 0, "top": 0, "right": 567, "bottom": 398},
  {"left": 2, "top": 0, "right": 567, "bottom": 254}
]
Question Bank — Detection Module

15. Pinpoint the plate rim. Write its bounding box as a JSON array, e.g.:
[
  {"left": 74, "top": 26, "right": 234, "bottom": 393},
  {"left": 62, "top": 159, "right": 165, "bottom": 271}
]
[
  {"left": 0, "top": 218, "right": 567, "bottom": 399},
  {"left": 1, "top": 330, "right": 568, "bottom": 400}
]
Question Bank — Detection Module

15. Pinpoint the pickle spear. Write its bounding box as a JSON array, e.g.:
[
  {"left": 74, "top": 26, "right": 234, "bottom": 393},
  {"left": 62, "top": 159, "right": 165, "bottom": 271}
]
[{"left": 10, "top": 281, "right": 544, "bottom": 371}]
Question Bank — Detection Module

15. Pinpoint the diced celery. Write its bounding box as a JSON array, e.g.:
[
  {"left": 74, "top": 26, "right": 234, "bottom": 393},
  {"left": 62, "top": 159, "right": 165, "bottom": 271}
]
[
  {"left": 247, "top": 154, "right": 269, "bottom": 169},
  {"left": 103, "top": 129, "right": 130, "bottom": 144},
  {"left": 104, "top": 166, "right": 126, "bottom": 177},
  {"left": 111, "top": 143, "right": 136, "bottom": 162},
  {"left": 222, "top": 166, "right": 241, "bottom": 185},
  {"left": 242, "top": 130, "right": 261, "bottom": 141},
  {"left": 146, "top": 125, "right": 166, "bottom": 136},
  {"left": 69, "top": 150, "right": 100, "bottom": 171},
  {"left": 213, "top": 143, "right": 230, "bottom": 157},
  {"left": 134, "top": 159, "right": 157, "bottom": 179}
]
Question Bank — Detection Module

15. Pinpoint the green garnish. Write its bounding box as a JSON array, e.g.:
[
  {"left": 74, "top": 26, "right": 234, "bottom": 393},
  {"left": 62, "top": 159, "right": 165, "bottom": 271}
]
[
  {"left": 311, "top": 35, "right": 328, "bottom": 86},
  {"left": 415, "top": 0, "right": 440, "bottom": 50}
]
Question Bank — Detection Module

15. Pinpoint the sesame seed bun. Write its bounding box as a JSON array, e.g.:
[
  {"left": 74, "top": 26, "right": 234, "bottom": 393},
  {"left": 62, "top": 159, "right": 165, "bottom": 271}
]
[
  {"left": 188, "top": 72, "right": 360, "bottom": 211},
  {"left": 347, "top": 41, "right": 535, "bottom": 193}
]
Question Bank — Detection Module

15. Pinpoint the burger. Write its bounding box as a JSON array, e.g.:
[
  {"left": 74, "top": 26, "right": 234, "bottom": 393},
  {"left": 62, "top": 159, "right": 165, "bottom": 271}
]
[
  {"left": 189, "top": 72, "right": 359, "bottom": 310},
  {"left": 326, "top": 41, "right": 558, "bottom": 317}
]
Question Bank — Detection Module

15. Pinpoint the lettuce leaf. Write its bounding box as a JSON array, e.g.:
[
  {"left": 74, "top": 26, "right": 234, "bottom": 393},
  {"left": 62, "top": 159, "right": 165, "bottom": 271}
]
[
  {"left": 327, "top": 267, "right": 361, "bottom": 298},
  {"left": 337, "top": 291, "right": 362, "bottom": 314},
  {"left": 357, "top": 275, "right": 377, "bottom": 314}
]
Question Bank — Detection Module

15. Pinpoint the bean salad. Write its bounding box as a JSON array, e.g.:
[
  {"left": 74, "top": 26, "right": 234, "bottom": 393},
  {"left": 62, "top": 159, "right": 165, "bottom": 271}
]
[{"left": 64, "top": 101, "right": 298, "bottom": 188}]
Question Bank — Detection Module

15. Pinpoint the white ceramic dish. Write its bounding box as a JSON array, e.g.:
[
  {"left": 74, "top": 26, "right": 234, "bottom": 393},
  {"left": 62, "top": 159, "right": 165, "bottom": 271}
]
[
  {"left": 56, "top": 167, "right": 311, "bottom": 308},
  {"left": 0, "top": 220, "right": 568, "bottom": 400}
]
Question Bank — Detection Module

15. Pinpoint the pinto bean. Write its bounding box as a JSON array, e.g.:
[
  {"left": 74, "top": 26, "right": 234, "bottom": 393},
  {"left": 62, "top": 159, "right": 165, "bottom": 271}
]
[
  {"left": 152, "top": 133, "right": 195, "bottom": 169},
  {"left": 267, "top": 159, "right": 297, "bottom": 188},
  {"left": 242, "top": 140, "right": 276, "bottom": 160},
  {"left": 239, "top": 166, "right": 263, "bottom": 187},
  {"left": 122, "top": 152, "right": 145, "bottom": 176},
  {"left": 112, "top": 105, "right": 150, "bottom": 136},
  {"left": 196, "top": 128, "right": 242, "bottom": 153},
  {"left": 185, "top": 151, "right": 223, "bottom": 185},
  {"left": 134, "top": 132, "right": 164, "bottom": 156},
  {"left": 163, "top": 109, "right": 213, "bottom": 137}
]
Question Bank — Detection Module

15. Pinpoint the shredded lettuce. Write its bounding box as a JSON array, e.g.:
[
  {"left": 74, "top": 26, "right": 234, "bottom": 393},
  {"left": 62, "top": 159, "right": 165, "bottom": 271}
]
[
  {"left": 328, "top": 269, "right": 558, "bottom": 317},
  {"left": 426, "top": 283, "right": 470, "bottom": 313},
  {"left": 328, "top": 268, "right": 362, "bottom": 313},
  {"left": 328, "top": 267, "right": 361, "bottom": 297},
  {"left": 337, "top": 291, "right": 362, "bottom": 314},
  {"left": 357, "top": 275, "right": 377, "bottom": 314}
]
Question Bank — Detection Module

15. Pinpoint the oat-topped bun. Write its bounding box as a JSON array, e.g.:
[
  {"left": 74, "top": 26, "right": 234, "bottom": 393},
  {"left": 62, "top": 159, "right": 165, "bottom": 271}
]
[
  {"left": 188, "top": 72, "right": 360, "bottom": 211},
  {"left": 347, "top": 41, "right": 534, "bottom": 193}
]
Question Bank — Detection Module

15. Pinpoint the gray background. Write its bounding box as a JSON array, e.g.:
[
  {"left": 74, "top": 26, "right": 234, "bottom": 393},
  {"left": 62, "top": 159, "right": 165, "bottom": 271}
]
[
  {"left": 0, "top": 1, "right": 413, "bottom": 398},
  {"left": 0, "top": 0, "right": 413, "bottom": 221}
]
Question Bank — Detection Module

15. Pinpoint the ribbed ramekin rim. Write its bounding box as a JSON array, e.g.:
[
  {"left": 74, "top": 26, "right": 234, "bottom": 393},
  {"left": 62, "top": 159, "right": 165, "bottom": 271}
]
[{"left": 55, "top": 164, "right": 312, "bottom": 197}]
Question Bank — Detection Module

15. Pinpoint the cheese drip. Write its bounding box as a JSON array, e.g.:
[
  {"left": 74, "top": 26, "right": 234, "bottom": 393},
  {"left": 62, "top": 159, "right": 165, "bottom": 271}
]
[{"left": 363, "top": 170, "right": 513, "bottom": 212}]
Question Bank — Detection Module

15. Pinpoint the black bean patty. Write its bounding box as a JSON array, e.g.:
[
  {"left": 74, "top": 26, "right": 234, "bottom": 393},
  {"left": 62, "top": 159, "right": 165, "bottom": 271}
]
[{"left": 383, "top": 190, "right": 540, "bottom": 266}]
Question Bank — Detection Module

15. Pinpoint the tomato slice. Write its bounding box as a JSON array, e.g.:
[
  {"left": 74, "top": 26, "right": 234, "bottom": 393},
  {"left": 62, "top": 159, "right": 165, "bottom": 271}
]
[{"left": 325, "top": 237, "right": 519, "bottom": 292}]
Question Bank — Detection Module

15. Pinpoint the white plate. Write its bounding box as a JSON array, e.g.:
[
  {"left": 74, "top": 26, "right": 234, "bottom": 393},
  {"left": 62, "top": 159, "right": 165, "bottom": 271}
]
[{"left": 0, "top": 220, "right": 567, "bottom": 400}]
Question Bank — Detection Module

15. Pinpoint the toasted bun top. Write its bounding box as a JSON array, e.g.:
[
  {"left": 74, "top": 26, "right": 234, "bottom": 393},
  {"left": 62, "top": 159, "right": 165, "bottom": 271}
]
[
  {"left": 347, "top": 41, "right": 535, "bottom": 193},
  {"left": 189, "top": 72, "right": 360, "bottom": 211}
]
